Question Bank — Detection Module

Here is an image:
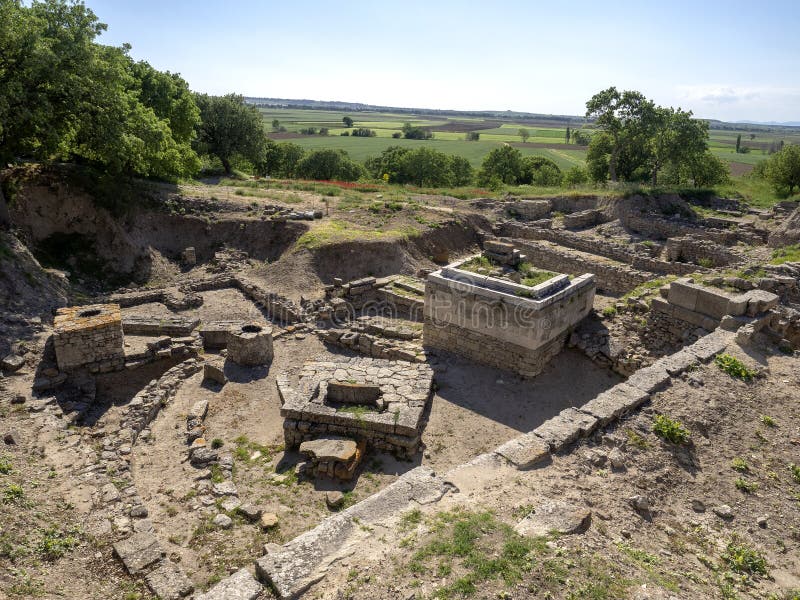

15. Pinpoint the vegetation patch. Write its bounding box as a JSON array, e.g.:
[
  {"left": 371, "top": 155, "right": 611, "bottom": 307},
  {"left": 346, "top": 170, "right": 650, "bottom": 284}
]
[
  {"left": 295, "top": 220, "right": 421, "bottom": 249},
  {"left": 714, "top": 354, "right": 758, "bottom": 381},
  {"left": 721, "top": 538, "right": 768, "bottom": 578},
  {"left": 770, "top": 244, "right": 800, "bottom": 265},
  {"left": 652, "top": 414, "right": 690, "bottom": 444}
]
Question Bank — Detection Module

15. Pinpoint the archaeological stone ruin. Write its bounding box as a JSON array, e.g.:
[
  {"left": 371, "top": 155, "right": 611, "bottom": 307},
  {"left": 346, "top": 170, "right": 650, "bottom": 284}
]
[
  {"left": 3, "top": 167, "right": 800, "bottom": 600},
  {"left": 423, "top": 240, "right": 595, "bottom": 376}
]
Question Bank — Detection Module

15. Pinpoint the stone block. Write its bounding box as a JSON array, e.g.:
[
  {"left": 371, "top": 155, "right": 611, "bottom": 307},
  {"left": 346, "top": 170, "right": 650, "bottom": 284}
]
[
  {"left": 195, "top": 568, "right": 262, "bottom": 600},
  {"left": 494, "top": 432, "right": 550, "bottom": 469},
  {"left": 667, "top": 280, "right": 699, "bottom": 311},
  {"left": 694, "top": 287, "right": 733, "bottom": 320},
  {"left": 113, "top": 532, "right": 164, "bottom": 575},
  {"left": 579, "top": 382, "right": 649, "bottom": 426},
  {"left": 743, "top": 289, "right": 779, "bottom": 316},
  {"left": 145, "top": 559, "right": 193, "bottom": 600},
  {"left": 203, "top": 359, "right": 227, "bottom": 385},
  {"left": 626, "top": 364, "right": 671, "bottom": 394}
]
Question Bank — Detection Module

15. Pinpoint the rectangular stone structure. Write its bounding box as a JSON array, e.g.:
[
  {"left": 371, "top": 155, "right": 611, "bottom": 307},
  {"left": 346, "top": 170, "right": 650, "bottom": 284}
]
[
  {"left": 53, "top": 304, "right": 124, "bottom": 373},
  {"left": 423, "top": 254, "right": 595, "bottom": 377}
]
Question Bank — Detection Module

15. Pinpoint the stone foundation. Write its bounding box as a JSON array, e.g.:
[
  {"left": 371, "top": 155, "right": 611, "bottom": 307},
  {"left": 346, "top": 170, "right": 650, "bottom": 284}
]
[
  {"left": 423, "top": 255, "right": 595, "bottom": 377},
  {"left": 53, "top": 304, "right": 125, "bottom": 373},
  {"left": 278, "top": 356, "right": 434, "bottom": 457},
  {"left": 227, "top": 324, "right": 274, "bottom": 366}
]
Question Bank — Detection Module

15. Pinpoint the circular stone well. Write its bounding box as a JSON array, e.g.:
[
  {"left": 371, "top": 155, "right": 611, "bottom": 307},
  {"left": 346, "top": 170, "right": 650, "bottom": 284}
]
[{"left": 227, "top": 323, "right": 273, "bottom": 366}]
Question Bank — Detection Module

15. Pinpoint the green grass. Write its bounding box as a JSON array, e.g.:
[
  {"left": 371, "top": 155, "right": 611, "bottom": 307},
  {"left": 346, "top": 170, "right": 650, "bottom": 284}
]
[
  {"left": 295, "top": 219, "right": 421, "bottom": 249},
  {"left": 771, "top": 244, "right": 800, "bottom": 265},
  {"left": 731, "top": 457, "right": 749, "bottom": 472},
  {"left": 735, "top": 477, "right": 758, "bottom": 493}
]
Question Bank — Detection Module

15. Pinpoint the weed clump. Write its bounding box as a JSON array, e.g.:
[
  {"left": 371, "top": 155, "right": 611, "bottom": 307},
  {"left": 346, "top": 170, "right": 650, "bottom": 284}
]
[
  {"left": 721, "top": 539, "right": 768, "bottom": 577},
  {"left": 715, "top": 354, "right": 758, "bottom": 381},
  {"left": 652, "top": 414, "right": 690, "bottom": 444}
]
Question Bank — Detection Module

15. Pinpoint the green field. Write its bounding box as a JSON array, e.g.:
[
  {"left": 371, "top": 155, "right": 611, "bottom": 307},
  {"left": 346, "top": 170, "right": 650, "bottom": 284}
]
[{"left": 259, "top": 106, "right": 800, "bottom": 173}]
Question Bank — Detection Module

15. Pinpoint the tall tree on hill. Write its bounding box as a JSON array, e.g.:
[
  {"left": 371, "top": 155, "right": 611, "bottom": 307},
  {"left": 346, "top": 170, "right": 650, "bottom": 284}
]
[
  {"left": 194, "top": 94, "right": 266, "bottom": 174},
  {"left": 648, "top": 107, "right": 708, "bottom": 186},
  {"left": 585, "top": 87, "right": 656, "bottom": 182},
  {"left": 518, "top": 128, "right": 530, "bottom": 143},
  {"left": 565, "top": 126, "right": 571, "bottom": 144},
  {"left": 342, "top": 116, "right": 354, "bottom": 128},
  {"left": 736, "top": 134, "right": 742, "bottom": 154}
]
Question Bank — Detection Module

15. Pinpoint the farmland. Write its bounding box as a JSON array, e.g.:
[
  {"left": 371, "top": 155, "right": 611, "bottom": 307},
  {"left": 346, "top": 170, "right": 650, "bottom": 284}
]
[{"left": 257, "top": 104, "right": 800, "bottom": 173}]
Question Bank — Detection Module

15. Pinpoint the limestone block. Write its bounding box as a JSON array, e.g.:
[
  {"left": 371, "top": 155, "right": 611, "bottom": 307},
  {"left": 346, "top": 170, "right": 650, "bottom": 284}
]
[
  {"left": 494, "top": 432, "right": 550, "bottom": 469},
  {"left": 195, "top": 568, "right": 262, "bottom": 600},
  {"left": 113, "top": 532, "right": 164, "bottom": 575},
  {"left": 667, "top": 280, "right": 699, "bottom": 311},
  {"left": 203, "top": 359, "right": 226, "bottom": 385},
  {"left": 626, "top": 364, "right": 671, "bottom": 394},
  {"left": 227, "top": 323, "right": 273, "bottom": 366},
  {"left": 514, "top": 500, "right": 591, "bottom": 537},
  {"left": 144, "top": 559, "right": 193, "bottom": 600}
]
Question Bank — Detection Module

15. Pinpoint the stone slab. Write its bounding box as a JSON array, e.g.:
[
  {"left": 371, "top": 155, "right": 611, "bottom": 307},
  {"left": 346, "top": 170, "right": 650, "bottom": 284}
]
[
  {"left": 113, "top": 532, "right": 164, "bottom": 575},
  {"left": 579, "top": 382, "right": 649, "bottom": 426},
  {"left": 514, "top": 500, "right": 591, "bottom": 537},
  {"left": 195, "top": 568, "right": 263, "bottom": 600},
  {"left": 625, "top": 364, "right": 671, "bottom": 394},
  {"left": 299, "top": 436, "right": 358, "bottom": 463},
  {"left": 144, "top": 559, "right": 193, "bottom": 600},
  {"left": 494, "top": 432, "right": 550, "bottom": 469}
]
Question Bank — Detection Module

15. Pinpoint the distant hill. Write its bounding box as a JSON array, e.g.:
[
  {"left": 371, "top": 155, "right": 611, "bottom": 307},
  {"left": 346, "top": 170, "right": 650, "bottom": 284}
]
[{"left": 245, "top": 97, "right": 800, "bottom": 132}]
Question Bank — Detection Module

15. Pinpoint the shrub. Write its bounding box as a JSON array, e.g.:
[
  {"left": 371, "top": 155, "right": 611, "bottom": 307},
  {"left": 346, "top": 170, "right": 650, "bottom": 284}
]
[
  {"left": 652, "top": 414, "right": 689, "bottom": 444},
  {"left": 350, "top": 127, "right": 376, "bottom": 138},
  {"left": 789, "top": 463, "right": 800, "bottom": 484},
  {"left": 563, "top": 165, "right": 589, "bottom": 186},
  {"left": 0, "top": 458, "right": 11, "bottom": 475},
  {"left": 760, "top": 415, "right": 776, "bottom": 427},
  {"left": 731, "top": 457, "right": 749, "bottom": 472},
  {"left": 735, "top": 477, "right": 758, "bottom": 493},
  {"left": 721, "top": 539, "right": 768, "bottom": 577},
  {"left": 714, "top": 354, "right": 758, "bottom": 381},
  {"left": 211, "top": 438, "right": 224, "bottom": 449},
  {"left": 3, "top": 484, "right": 24, "bottom": 504},
  {"left": 391, "top": 132, "right": 402, "bottom": 139},
  {"left": 601, "top": 305, "right": 617, "bottom": 318}
]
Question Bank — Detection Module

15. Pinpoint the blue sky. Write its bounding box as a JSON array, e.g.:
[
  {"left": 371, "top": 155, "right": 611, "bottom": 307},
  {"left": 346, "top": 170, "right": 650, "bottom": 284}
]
[{"left": 85, "top": 0, "right": 800, "bottom": 122}]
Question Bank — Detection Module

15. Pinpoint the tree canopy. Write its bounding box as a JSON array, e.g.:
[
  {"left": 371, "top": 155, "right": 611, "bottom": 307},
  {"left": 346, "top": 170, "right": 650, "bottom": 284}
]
[
  {"left": 585, "top": 87, "right": 723, "bottom": 187},
  {"left": 194, "top": 94, "right": 267, "bottom": 174},
  {"left": 0, "top": 0, "right": 201, "bottom": 179},
  {"left": 764, "top": 144, "right": 800, "bottom": 196}
]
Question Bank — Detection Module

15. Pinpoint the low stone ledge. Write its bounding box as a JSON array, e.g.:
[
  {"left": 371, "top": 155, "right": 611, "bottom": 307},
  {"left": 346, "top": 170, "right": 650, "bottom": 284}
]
[
  {"left": 255, "top": 467, "right": 450, "bottom": 599},
  {"left": 494, "top": 432, "right": 550, "bottom": 469},
  {"left": 578, "top": 382, "right": 649, "bottom": 426}
]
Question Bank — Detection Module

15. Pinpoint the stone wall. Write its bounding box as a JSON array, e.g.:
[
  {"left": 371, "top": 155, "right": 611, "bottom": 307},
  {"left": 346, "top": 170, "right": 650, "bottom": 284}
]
[
  {"left": 507, "top": 239, "right": 651, "bottom": 294},
  {"left": 621, "top": 212, "right": 766, "bottom": 245},
  {"left": 53, "top": 304, "right": 125, "bottom": 373},
  {"left": 665, "top": 235, "right": 745, "bottom": 267},
  {"left": 498, "top": 222, "right": 702, "bottom": 276},
  {"left": 423, "top": 268, "right": 595, "bottom": 377},
  {"left": 563, "top": 209, "right": 605, "bottom": 229}
]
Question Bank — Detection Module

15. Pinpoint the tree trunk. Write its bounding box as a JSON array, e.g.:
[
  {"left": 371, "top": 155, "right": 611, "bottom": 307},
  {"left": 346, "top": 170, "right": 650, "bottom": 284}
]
[
  {"left": 609, "top": 147, "right": 619, "bottom": 182},
  {"left": 221, "top": 157, "right": 232, "bottom": 175},
  {"left": 651, "top": 165, "right": 659, "bottom": 187}
]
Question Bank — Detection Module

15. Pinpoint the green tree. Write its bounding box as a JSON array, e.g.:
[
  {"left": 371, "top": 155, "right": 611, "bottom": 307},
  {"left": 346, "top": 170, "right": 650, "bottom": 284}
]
[
  {"left": 342, "top": 116, "right": 354, "bottom": 127},
  {"left": 194, "top": 93, "right": 265, "bottom": 174},
  {"left": 259, "top": 140, "right": 305, "bottom": 178},
  {"left": 272, "top": 119, "right": 280, "bottom": 131},
  {"left": 765, "top": 144, "right": 800, "bottom": 196},
  {"left": 398, "top": 147, "right": 452, "bottom": 187},
  {"left": 565, "top": 126, "right": 571, "bottom": 144},
  {"left": 518, "top": 128, "right": 530, "bottom": 143},
  {"left": 449, "top": 155, "right": 474, "bottom": 186},
  {"left": 477, "top": 145, "right": 523, "bottom": 186},
  {"left": 585, "top": 87, "right": 656, "bottom": 182},
  {"left": 520, "top": 156, "right": 562, "bottom": 185},
  {"left": 296, "top": 148, "right": 365, "bottom": 181},
  {"left": 681, "top": 152, "right": 729, "bottom": 187},
  {"left": 364, "top": 146, "right": 411, "bottom": 182},
  {"left": 563, "top": 165, "right": 589, "bottom": 186},
  {"left": 465, "top": 131, "right": 480, "bottom": 141},
  {"left": 735, "top": 134, "right": 742, "bottom": 154},
  {"left": 571, "top": 129, "right": 591, "bottom": 146},
  {"left": 647, "top": 107, "right": 708, "bottom": 186},
  {"left": 402, "top": 122, "right": 433, "bottom": 140}
]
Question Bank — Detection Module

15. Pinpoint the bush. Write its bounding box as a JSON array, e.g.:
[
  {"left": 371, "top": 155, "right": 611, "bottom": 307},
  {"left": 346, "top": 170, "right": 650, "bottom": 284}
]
[
  {"left": 465, "top": 131, "right": 480, "bottom": 141},
  {"left": 298, "top": 127, "right": 318, "bottom": 135},
  {"left": 296, "top": 149, "right": 366, "bottom": 182},
  {"left": 652, "top": 414, "right": 690, "bottom": 444},
  {"left": 721, "top": 539, "right": 768, "bottom": 577},
  {"left": 391, "top": 132, "right": 402, "bottom": 139},
  {"left": 351, "top": 128, "right": 376, "bottom": 138},
  {"left": 211, "top": 438, "right": 224, "bottom": 449},
  {"left": 601, "top": 305, "right": 617, "bottom": 318},
  {"left": 735, "top": 477, "right": 758, "bottom": 493},
  {"left": 402, "top": 122, "right": 433, "bottom": 140},
  {"left": 563, "top": 165, "right": 589, "bottom": 186},
  {"left": 714, "top": 354, "right": 757, "bottom": 381},
  {"left": 477, "top": 145, "right": 523, "bottom": 186}
]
